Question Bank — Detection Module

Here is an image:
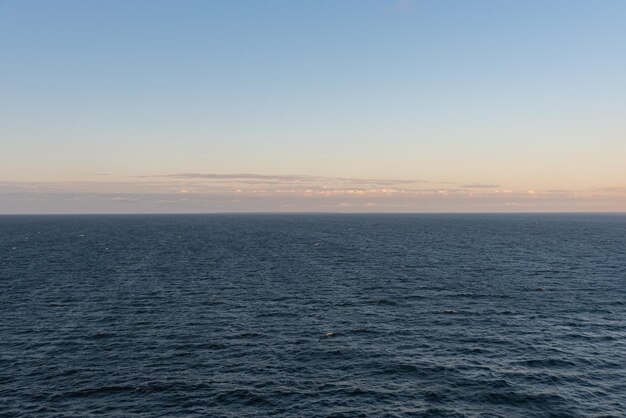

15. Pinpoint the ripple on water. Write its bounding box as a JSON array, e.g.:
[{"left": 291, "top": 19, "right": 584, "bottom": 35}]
[{"left": 1, "top": 214, "right": 625, "bottom": 417}]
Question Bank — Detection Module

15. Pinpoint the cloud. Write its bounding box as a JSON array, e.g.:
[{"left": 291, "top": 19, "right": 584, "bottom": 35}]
[
  {"left": 157, "top": 173, "right": 315, "bottom": 182},
  {"left": 108, "top": 197, "right": 141, "bottom": 203},
  {"left": 1, "top": 175, "right": 624, "bottom": 213},
  {"left": 460, "top": 184, "right": 501, "bottom": 189},
  {"left": 143, "top": 172, "right": 435, "bottom": 187}
]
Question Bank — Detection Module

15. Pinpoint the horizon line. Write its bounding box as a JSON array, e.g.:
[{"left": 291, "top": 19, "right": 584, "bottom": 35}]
[{"left": 1, "top": 211, "right": 625, "bottom": 216}]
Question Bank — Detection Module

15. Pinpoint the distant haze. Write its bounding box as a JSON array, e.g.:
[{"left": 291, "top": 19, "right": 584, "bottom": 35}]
[{"left": 1, "top": 0, "right": 625, "bottom": 213}]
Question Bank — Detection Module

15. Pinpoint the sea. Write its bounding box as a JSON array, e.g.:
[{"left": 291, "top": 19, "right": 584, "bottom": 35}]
[{"left": 1, "top": 214, "right": 625, "bottom": 417}]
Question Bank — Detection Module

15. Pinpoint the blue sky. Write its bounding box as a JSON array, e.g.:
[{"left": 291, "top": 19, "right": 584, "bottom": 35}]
[{"left": 1, "top": 0, "right": 625, "bottom": 212}]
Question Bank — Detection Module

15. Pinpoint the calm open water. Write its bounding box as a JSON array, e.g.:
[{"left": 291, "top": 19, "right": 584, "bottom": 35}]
[{"left": 1, "top": 214, "right": 625, "bottom": 417}]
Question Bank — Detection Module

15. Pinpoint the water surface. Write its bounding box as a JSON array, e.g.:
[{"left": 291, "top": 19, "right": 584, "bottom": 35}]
[{"left": 1, "top": 214, "right": 625, "bottom": 417}]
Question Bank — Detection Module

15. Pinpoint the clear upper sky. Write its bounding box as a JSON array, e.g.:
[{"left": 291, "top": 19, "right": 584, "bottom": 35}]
[{"left": 1, "top": 0, "right": 625, "bottom": 213}]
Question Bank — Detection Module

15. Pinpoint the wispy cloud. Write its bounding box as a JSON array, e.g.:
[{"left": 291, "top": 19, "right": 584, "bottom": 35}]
[
  {"left": 155, "top": 173, "right": 316, "bottom": 182},
  {"left": 144, "top": 172, "right": 436, "bottom": 186},
  {"left": 460, "top": 184, "right": 501, "bottom": 189}
]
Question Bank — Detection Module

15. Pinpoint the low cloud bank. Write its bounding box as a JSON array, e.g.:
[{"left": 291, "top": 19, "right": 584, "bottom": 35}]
[{"left": 1, "top": 177, "right": 624, "bottom": 214}]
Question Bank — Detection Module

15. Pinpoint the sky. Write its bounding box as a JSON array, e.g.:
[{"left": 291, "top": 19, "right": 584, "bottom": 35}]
[{"left": 1, "top": 0, "right": 625, "bottom": 213}]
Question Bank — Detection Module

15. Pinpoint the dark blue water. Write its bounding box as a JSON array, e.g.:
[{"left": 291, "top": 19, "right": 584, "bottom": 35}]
[{"left": 1, "top": 214, "right": 625, "bottom": 417}]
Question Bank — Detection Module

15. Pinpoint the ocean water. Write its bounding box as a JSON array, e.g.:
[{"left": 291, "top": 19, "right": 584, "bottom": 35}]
[{"left": 1, "top": 214, "right": 625, "bottom": 417}]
